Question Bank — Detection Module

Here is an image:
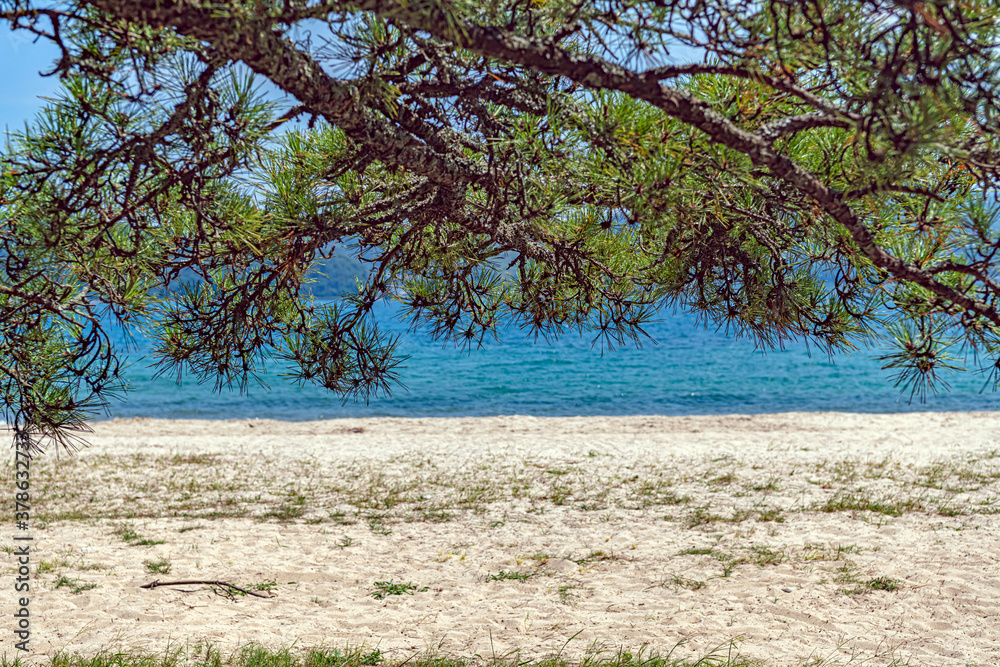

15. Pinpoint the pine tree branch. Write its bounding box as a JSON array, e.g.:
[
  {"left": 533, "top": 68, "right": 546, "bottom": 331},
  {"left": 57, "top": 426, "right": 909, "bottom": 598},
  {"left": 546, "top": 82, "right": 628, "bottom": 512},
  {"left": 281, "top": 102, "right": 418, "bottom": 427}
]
[
  {"left": 337, "top": 0, "right": 1000, "bottom": 327},
  {"left": 638, "top": 64, "right": 862, "bottom": 122},
  {"left": 85, "top": 0, "right": 488, "bottom": 188},
  {"left": 759, "top": 112, "right": 852, "bottom": 143}
]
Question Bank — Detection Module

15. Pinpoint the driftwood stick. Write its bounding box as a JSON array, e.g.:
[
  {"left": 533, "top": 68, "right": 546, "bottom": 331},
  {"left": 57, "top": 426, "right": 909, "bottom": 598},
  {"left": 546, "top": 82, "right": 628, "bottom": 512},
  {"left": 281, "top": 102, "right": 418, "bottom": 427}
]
[{"left": 140, "top": 579, "right": 274, "bottom": 598}]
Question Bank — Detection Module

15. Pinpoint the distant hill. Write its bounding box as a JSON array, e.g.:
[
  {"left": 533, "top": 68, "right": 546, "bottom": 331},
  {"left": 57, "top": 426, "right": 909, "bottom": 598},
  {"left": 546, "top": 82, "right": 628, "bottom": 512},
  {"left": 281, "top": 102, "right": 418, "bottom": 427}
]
[
  {"left": 155, "top": 251, "right": 512, "bottom": 299},
  {"left": 149, "top": 253, "right": 367, "bottom": 299},
  {"left": 301, "top": 253, "right": 368, "bottom": 298}
]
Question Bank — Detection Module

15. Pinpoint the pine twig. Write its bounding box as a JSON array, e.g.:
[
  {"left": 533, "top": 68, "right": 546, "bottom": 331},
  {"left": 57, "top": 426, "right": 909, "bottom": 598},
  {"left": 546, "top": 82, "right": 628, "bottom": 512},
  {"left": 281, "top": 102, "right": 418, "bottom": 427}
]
[{"left": 140, "top": 579, "right": 275, "bottom": 598}]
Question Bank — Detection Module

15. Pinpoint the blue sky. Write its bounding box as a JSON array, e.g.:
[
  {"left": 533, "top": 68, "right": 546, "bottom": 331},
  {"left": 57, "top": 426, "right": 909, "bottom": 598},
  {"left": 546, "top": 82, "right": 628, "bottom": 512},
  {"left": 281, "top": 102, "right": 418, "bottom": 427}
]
[
  {"left": 0, "top": 27, "right": 62, "bottom": 135},
  {"left": 1, "top": 21, "right": 700, "bottom": 137},
  {"left": 0, "top": 30, "right": 296, "bottom": 134}
]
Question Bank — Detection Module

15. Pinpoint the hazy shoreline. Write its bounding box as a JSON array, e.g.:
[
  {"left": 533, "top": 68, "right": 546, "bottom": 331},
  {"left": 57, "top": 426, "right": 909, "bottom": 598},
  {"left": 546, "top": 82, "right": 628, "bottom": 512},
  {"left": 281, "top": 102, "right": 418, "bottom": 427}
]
[{"left": 64, "top": 410, "right": 1000, "bottom": 463}]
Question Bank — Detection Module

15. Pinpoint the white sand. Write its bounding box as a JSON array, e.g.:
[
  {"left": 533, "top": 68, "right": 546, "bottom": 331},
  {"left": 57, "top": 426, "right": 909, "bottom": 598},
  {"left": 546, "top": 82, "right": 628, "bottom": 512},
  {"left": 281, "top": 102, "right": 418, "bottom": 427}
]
[{"left": 2, "top": 412, "right": 999, "bottom": 666}]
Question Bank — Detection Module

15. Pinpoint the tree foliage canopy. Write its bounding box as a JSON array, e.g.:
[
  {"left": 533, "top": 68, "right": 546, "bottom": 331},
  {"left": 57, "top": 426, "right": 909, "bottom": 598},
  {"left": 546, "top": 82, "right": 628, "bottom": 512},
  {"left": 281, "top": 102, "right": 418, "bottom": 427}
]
[{"left": 2, "top": 0, "right": 1000, "bottom": 451}]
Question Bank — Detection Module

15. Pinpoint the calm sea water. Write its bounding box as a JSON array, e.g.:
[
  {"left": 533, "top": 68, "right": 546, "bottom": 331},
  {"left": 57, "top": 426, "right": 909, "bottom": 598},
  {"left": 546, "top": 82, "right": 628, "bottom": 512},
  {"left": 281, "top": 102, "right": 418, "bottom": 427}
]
[{"left": 94, "top": 304, "right": 998, "bottom": 420}]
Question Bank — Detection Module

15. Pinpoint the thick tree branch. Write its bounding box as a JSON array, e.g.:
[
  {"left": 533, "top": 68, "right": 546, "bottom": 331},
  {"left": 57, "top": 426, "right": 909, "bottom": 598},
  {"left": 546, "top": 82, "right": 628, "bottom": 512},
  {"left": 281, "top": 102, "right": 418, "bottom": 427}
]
[
  {"left": 640, "top": 64, "right": 861, "bottom": 122},
  {"left": 927, "top": 261, "right": 1000, "bottom": 299},
  {"left": 759, "top": 112, "right": 852, "bottom": 143},
  {"left": 85, "top": 0, "right": 488, "bottom": 188}
]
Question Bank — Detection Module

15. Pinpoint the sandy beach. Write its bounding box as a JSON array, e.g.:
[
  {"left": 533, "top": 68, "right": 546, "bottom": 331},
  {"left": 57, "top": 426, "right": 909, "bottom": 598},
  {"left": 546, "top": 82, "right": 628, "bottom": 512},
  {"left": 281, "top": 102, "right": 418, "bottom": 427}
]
[{"left": 2, "top": 412, "right": 999, "bottom": 666}]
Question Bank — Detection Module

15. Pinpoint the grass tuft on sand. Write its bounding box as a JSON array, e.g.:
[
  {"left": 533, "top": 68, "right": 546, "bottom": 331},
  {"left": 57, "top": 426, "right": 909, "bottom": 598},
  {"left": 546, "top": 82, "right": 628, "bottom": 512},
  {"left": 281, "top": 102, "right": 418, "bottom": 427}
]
[{"left": 1, "top": 643, "right": 759, "bottom": 667}]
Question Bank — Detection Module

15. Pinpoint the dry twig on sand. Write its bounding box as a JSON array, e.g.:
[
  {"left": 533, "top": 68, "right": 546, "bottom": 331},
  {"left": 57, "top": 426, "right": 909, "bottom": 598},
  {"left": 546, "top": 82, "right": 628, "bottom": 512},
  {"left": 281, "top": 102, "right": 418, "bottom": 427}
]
[{"left": 140, "top": 579, "right": 275, "bottom": 599}]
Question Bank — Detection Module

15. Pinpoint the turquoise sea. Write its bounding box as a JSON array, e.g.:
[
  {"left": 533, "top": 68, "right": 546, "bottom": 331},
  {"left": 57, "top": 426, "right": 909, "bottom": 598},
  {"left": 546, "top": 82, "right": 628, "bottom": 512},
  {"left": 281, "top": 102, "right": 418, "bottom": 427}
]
[{"left": 98, "top": 304, "right": 998, "bottom": 421}]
